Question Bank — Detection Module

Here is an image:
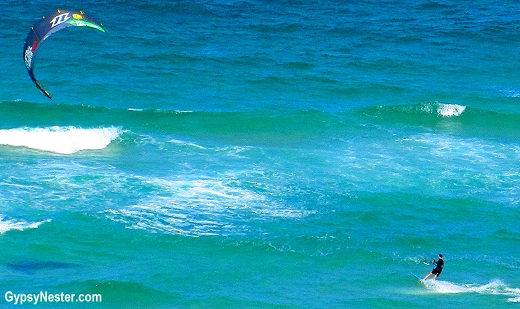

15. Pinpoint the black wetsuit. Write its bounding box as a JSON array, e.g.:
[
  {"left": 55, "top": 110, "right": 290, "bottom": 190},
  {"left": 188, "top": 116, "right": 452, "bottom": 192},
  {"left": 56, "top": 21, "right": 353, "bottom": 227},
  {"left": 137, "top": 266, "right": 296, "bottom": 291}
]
[{"left": 431, "top": 258, "right": 444, "bottom": 277}]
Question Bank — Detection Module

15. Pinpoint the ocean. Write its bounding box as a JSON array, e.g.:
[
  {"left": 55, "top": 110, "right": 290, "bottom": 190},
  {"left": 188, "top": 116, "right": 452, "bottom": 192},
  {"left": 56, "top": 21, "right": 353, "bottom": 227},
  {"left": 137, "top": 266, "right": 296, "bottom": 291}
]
[{"left": 1, "top": 0, "right": 520, "bottom": 307}]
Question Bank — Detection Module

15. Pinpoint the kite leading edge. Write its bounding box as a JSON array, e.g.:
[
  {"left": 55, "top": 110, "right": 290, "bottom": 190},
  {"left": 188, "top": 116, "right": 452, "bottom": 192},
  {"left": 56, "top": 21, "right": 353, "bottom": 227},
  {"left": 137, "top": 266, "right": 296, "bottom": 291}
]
[{"left": 23, "top": 9, "right": 106, "bottom": 99}]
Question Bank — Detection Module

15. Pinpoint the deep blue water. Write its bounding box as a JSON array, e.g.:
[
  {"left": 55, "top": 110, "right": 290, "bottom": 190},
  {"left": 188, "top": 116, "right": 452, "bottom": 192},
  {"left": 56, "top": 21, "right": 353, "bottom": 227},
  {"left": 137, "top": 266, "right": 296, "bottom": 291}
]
[{"left": 1, "top": 0, "right": 520, "bottom": 308}]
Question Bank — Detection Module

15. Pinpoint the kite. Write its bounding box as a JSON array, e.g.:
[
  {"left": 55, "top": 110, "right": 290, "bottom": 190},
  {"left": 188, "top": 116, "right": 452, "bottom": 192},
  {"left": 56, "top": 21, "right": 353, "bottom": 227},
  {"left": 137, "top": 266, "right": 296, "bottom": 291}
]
[{"left": 23, "top": 10, "right": 106, "bottom": 99}]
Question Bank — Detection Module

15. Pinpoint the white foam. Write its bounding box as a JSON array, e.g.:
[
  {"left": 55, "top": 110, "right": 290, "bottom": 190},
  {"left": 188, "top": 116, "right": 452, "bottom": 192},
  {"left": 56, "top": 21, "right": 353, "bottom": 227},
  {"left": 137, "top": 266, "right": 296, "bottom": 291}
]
[
  {"left": 168, "top": 139, "right": 206, "bottom": 150},
  {"left": 0, "top": 126, "right": 122, "bottom": 154},
  {"left": 105, "top": 177, "right": 313, "bottom": 236},
  {"left": 0, "top": 216, "right": 50, "bottom": 234},
  {"left": 422, "top": 279, "right": 468, "bottom": 293},
  {"left": 420, "top": 102, "right": 466, "bottom": 117},
  {"left": 436, "top": 103, "right": 466, "bottom": 117},
  {"left": 422, "top": 279, "right": 520, "bottom": 301}
]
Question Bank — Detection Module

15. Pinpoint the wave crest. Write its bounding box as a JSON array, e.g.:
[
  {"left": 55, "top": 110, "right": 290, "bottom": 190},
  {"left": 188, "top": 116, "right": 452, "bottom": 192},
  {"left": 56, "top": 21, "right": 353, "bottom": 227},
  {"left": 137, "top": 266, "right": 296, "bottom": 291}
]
[
  {"left": 0, "top": 216, "right": 50, "bottom": 234},
  {"left": 427, "top": 102, "right": 466, "bottom": 117},
  {"left": 366, "top": 102, "right": 467, "bottom": 118}
]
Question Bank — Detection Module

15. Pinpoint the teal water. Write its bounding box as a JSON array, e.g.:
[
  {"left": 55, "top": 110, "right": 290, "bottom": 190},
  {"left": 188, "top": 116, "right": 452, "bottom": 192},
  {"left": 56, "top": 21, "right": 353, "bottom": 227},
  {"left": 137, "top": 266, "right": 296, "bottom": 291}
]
[{"left": 1, "top": 0, "right": 520, "bottom": 308}]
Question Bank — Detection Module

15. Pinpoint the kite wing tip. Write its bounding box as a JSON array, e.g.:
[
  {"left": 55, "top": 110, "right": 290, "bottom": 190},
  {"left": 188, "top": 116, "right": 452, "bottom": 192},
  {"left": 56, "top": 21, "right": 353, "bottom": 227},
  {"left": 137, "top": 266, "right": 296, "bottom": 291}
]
[{"left": 34, "top": 79, "right": 52, "bottom": 100}]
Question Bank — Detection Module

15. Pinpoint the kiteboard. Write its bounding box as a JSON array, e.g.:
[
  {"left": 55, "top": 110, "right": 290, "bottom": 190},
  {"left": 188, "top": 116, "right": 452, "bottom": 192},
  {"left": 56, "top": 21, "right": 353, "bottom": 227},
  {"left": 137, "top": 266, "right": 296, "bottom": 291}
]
[{"left": 410, "top": 272, "right": 423, "bottom": 281}]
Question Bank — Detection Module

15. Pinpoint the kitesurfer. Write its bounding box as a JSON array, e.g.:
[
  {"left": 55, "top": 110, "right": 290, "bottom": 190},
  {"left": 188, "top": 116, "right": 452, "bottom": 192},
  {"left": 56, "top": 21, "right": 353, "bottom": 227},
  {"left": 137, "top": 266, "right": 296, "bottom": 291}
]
[{"left": 423, "top": 254, "right": 444, "bottom": 280}]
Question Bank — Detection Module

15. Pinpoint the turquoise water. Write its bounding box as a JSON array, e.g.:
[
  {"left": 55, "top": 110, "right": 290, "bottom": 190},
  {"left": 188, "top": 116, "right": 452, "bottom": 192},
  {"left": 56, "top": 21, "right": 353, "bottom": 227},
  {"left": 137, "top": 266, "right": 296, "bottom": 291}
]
[{"left": 1, "top": 0, "right": 520, "bottom": 308}]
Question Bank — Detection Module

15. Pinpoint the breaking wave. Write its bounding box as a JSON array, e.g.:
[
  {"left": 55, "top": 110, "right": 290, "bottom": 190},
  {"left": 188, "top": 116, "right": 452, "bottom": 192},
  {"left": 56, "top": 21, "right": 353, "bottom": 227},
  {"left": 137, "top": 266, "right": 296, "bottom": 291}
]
[
  {"left": 0, "top": 216, "right": 50, "bottom": 234},
  {"left": 0, "top": 126, "right": 122, "bottom": 154},
  {"left": 360, "top": 102, "right": 467, "bottom": 118},
  {"left": 425, "top": 102, "right": 466, "bottom": 117}
]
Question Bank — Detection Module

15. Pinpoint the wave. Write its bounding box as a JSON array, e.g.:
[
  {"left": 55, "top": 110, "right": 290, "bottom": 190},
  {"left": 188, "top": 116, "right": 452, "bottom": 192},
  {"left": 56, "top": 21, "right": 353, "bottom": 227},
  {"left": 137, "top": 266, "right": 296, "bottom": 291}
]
[
  {"left": 3, "top": 100, "right": 520, "bottom": 147},
  {"left": 360, "top": 102, "right": 467, "bottom": 118},
  {"left": 0, "top": 216, "right": 50, "bottom": 234},
  {"left": 0, "top": 126, "right": 122, "bottom": 154},
  {"left": 356, "top": 102, "right": 520, "bottom": 139},
  {"left": 422, "top": 279, "right": 520, "bottom": 302}
]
